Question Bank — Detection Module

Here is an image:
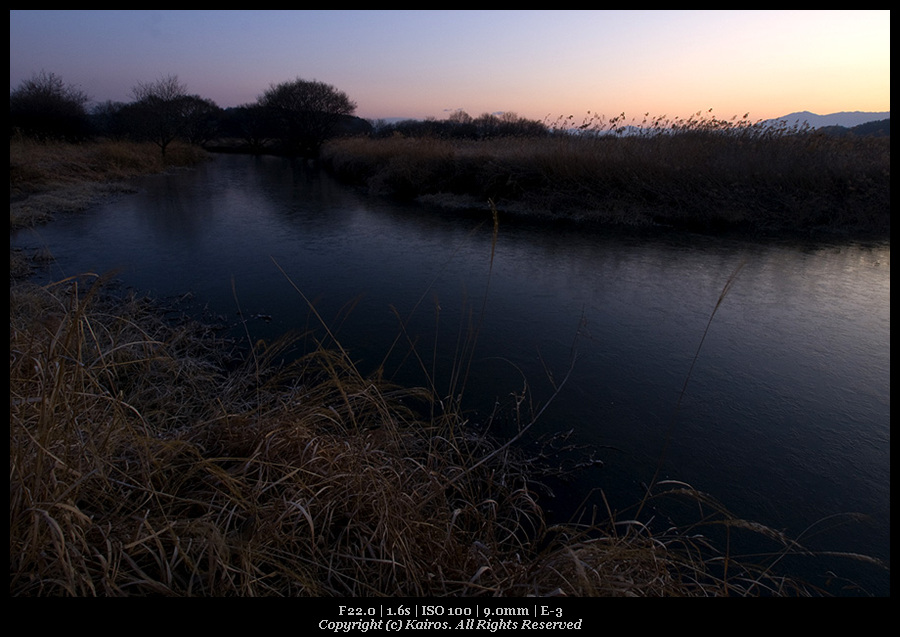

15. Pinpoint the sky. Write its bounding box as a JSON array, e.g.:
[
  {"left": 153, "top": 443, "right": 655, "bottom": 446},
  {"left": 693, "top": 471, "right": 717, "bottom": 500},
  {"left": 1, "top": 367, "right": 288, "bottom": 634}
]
[{"left": 9, "top": 10, "right": 891, "bottom": 124}]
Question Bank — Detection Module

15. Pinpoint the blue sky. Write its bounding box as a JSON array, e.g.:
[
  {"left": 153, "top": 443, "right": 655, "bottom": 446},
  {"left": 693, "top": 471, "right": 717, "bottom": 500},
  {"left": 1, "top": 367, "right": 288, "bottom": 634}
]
[{"left": 9, "top": 10, "right": 891, "bottom": 123}]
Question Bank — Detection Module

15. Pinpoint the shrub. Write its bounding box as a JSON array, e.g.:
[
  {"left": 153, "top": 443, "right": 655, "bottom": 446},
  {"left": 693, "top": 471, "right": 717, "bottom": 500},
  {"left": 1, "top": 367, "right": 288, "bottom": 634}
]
[{"left": 10, "top": 71, "right": 91, "bottom": 142}]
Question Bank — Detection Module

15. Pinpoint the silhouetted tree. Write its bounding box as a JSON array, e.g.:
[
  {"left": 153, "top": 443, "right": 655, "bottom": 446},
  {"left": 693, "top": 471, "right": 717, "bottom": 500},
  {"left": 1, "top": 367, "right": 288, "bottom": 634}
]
[
  {"left": 10, "top": 71, "right": 91, "bottom": 141},
  {"left": 127, "top": 75, "right": 192, "bottom": 156},
  {"left": 179, "top": 96, "right": 223, "bottom": 146},
  {"left": 371, "top": 110, "right": 548, "bottom": 140},
  {"left": 88, "top": 100, "right": 130, "bottom": 140},
  {"left": 257, "top": 78, "right": 357, "bottom": 156},
  {"left": 219, "top": 104, "right": 278, "bottom": 152},
  {"left": 445, "top": 110, "right": 478, "bottom": 138}
]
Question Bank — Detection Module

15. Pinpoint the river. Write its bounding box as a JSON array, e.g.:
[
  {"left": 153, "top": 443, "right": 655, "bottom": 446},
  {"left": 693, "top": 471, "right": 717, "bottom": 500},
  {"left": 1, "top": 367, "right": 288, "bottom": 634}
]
[{"left": 11, "top": 153, "right": 890, "bottom": 596}]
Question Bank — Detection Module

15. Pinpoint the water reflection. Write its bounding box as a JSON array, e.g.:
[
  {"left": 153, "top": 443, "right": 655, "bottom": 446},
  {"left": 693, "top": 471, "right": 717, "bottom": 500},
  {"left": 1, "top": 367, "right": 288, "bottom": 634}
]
[{"left": 11, "top": 154, "right": 890, "bottom": 595}]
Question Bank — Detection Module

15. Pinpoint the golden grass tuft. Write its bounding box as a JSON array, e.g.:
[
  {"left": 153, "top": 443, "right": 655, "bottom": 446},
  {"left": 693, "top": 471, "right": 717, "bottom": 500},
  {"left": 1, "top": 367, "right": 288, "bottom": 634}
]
[{"left": 10, "top": 275, "right": 853, "bottom": 596}]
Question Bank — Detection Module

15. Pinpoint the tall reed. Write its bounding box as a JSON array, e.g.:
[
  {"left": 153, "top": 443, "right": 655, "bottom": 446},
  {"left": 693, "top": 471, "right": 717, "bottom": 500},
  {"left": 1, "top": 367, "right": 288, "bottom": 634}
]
[{"left": 321, "top": 111, "right": 889, "bottom": 236}]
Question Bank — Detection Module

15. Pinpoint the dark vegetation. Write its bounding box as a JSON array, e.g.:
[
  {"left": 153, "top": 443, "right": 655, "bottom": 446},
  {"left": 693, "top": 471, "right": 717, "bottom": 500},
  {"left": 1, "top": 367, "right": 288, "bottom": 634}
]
[
  {"left": 11, "top": 71, "right": 889, "bottom": 237},
  {"left": 10, "top": 72, "right": 890, "bottom": 596},
  {"left": 322, "top": 112, "right": 890, "bottom": 238},
  {"left": 16, "top": 264, "right": 855, "bottom": 596},
  {"left": 818, "top": 118, "right": 890, "bottom": 137},
  {"left": 9, "top": 71, "right": 92, "bottom": 142},
  {"left": 10, "top": 72, "right": 368, "bottom": 158}
]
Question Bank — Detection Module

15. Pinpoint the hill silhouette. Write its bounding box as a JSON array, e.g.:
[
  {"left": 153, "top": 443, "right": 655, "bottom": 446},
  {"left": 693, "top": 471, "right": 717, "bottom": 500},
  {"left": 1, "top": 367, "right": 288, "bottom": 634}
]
[{"left": 767, "top": 110, "right": 890, "bottom": 129}]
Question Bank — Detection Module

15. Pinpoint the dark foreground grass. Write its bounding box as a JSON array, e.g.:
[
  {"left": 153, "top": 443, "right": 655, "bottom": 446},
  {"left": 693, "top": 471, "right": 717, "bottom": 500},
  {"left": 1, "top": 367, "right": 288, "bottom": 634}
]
[
  {"left": 11, "top": 275, "right": 842, "bottom": 596},
  {"left": 321, "top": 115, "right": 890, "bottom": 237}
]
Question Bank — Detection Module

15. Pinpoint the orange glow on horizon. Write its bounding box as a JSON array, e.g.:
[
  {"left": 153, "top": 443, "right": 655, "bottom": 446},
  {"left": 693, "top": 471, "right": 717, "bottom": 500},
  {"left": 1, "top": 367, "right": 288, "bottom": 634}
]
[{"left": 10, "top": 10, "right": 890, "bottom": 124}]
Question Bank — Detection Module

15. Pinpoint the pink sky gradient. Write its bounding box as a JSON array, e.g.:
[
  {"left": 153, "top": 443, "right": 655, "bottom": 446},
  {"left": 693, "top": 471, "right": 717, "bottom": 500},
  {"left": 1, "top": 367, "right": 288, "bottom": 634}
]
[{"left": 10, "top": 10, "right": 890, "bottom": 124}]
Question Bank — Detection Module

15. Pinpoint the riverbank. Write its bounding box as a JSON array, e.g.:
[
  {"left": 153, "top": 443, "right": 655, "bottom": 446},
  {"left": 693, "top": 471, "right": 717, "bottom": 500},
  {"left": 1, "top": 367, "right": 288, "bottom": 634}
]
[
  {"left": 10, "top": 138, "right": 210, "bottom": 231},
  {"left": 11, "top": 140, "right": 875, "bottom": 596},
  {"left": 320, "top": 129, "right": 890, "bottom": 238}
]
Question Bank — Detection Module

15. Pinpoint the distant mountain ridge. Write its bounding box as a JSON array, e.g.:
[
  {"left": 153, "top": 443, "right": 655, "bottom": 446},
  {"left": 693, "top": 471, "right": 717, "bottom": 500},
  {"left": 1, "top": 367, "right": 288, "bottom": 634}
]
[{"left": 767, "top": 110, "right": 890, "bottom": 129}]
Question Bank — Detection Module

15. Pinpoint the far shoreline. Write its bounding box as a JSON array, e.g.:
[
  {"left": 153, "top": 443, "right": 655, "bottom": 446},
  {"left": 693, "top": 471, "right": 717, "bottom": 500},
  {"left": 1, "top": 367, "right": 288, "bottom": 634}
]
[
  {"left": 207, "top": 123, "right": 891, "bottom": 242},
  {"left": 10, "top": 134, "right": 891, "bottom": 245}
]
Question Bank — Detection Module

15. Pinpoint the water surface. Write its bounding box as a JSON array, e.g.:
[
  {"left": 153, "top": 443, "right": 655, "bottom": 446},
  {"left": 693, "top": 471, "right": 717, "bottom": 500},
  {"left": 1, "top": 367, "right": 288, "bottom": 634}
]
[{"left": 12, "top": 154, "right": 890, "bottom": 595}]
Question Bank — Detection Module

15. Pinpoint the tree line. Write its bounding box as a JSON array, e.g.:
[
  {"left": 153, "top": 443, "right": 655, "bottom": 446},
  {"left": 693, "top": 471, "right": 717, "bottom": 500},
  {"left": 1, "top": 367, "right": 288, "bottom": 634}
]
[
  {"left": 10, "top": 71, "right": 555, "bottom": 157},
  {"left": 10, "top": 71, "right": 363, "bottom": 157},
  {"left": 369, "top": 110, "right": 551, "bottom": 140}
]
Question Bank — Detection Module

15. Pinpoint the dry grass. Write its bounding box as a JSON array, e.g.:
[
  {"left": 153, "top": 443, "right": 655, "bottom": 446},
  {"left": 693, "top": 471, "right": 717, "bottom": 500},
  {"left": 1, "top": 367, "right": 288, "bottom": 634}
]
[
  {"left": 10, "top": 137, "right": 209, "bottom": 230},
  {"left": 10, "top": 274, "right": 850, "bottom": 597},
  {"left": 321, "top": 114, "right": 890, "bottom": 236}
]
